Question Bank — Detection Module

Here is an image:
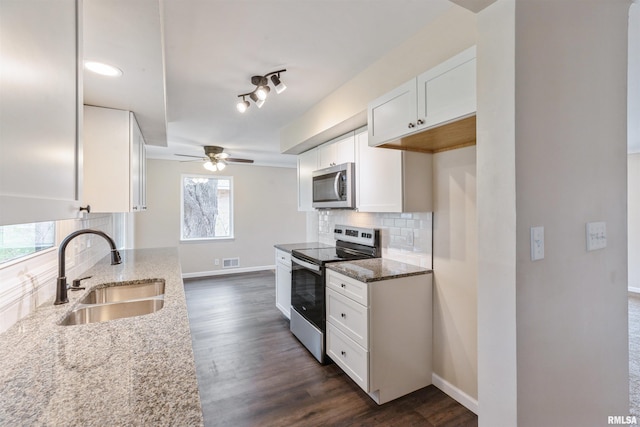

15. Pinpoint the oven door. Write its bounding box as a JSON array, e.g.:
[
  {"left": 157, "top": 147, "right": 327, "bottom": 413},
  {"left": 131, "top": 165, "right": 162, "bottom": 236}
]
[{"left": 290, "top": 256, "right": 325, "bottom": 331}]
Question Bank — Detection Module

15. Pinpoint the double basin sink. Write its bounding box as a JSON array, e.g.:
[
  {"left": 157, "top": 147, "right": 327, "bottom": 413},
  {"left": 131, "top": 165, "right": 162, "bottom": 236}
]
[{"left": 60, "top": 279, "right": 165, "bottom": 326}]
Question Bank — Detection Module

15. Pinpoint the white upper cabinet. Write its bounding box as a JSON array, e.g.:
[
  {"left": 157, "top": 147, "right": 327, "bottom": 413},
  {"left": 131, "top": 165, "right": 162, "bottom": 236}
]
[
  {"left": 368, "top": 46, "right": 476, "bottom": 147},
  {"left": 83, "top": 106, "right": 147, "bottom": 213},
  {"left": 0, "top": 0, "right": 81, "bottom": 226},
  {"left": 317, "top": 132, "right": 356, "bottom": 169},
  {"left": 356, "top": 130, "right": 432, "bottom": 213},
  {"left": 297, "top": 148, "right": 318, "bottom": 212}
]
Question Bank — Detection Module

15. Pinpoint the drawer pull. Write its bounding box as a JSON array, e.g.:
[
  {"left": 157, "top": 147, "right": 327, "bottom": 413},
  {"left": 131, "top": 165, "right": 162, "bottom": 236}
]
[
  {"left": 341, "top": 350, "right": 346, "bottom": 356},
  {"left": 341, "top": 313, "right": 346, "bottom": 318},
  {"left": 341, "top": 283, "right": 346, "bottom": 288}
]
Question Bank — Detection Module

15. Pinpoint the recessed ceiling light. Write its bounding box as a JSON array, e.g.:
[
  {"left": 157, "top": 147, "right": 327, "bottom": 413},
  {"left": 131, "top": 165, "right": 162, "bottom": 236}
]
[{"left": 84, "top": 61, "right": 123, "bottom": 77}]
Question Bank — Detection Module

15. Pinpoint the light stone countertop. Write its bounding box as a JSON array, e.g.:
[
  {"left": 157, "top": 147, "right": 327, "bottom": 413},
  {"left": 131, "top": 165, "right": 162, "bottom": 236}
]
[
  {"left": 0, "top": 247, "right": 203, "bottom": 426},
  {"left": 273, "top": 242, "right": 334, "bottom": 253},
  {"left": 327, "top": 258, "right": 432, "bottom": 282}
]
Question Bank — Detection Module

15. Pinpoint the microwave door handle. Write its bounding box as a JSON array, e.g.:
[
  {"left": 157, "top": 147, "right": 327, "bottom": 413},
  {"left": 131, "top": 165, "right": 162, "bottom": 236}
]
[{"left": 334, "top": 173, "right": 341, "bottom": 199}]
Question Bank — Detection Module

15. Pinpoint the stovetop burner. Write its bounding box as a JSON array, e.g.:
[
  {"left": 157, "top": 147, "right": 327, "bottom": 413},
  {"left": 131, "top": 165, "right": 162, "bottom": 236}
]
[
  {"left": 291, "top": 224, "right": 380, "bottom": 266},
  {"left": 292, "top": 246, "right": 373, "bottom": 265}
]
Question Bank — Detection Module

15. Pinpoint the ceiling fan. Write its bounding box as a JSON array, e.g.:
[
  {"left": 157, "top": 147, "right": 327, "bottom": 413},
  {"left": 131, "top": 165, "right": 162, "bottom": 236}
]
[{"left": 175, "top": 146, "right": 254, "bottom": 171}]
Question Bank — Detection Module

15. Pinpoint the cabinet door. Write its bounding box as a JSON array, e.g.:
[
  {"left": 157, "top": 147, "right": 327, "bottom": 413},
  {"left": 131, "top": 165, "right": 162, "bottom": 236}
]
[
  {"left": 327, "top": 288, "right": 368, "bottom": 348},
  {"left": 355, "top": 131, "right": 403, "bottom": 213},
  {"left": 0, "top": 0, "right": 81, "bottom": 225},
  {"left": 317, "top": 143, "right": 336, "bottom": 170},
  {"left": 417, "top": 46, "right": 476, "bottom": 128},
  {"left": 367, "top": 79, "right": 417, "bottom": 147},
  {"left": 318, "top": 133, "right": 355, "bottom": 169},
  {"left": 275, "top": 250, "right": 292, "bottom": 319},
  {"left": 297, "top": 149, "right": 317, "bottom": 211},
  {"left": 131, "top": 113, "right": 142, "bottom": 211},
  {"left": 83, "top": 106, "right": 131, "bottom": 212},
  {"left": 327, "top": 322, "right": 369, "bottom": 392},
  {"left": 140, "top": 138, "right": 147, "bottom": 210}
]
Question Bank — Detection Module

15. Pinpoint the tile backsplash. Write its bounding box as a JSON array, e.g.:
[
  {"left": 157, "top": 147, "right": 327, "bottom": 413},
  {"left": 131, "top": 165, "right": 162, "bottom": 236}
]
[{"left": 310, "top": 210, "right": 433, "bottom": 268}]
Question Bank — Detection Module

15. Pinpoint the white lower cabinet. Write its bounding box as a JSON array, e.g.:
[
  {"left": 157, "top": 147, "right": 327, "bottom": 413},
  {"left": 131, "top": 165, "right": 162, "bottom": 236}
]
[
  {"left": 275, "top": 249, "right": 292, "bottom": 319},
  {"left": 326, "top": 269, "right": 432, "bottom": 405}
]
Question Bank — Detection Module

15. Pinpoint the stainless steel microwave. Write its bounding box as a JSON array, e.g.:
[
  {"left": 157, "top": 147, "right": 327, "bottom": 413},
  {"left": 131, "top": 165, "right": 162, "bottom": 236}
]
[{"left": 312, "top": 162, "right": 355, "bottom": 209}]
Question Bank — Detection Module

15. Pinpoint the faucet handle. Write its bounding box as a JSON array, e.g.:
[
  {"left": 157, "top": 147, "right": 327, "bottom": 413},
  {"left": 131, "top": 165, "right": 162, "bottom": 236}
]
[{"left": 70, "top": 276, "right": 92, "bottom": 290}]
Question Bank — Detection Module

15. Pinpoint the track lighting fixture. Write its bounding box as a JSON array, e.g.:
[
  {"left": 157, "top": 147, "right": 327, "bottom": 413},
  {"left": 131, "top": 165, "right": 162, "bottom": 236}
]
[{"left": 236, "top": 69, "right": 287, "bottom": 113}]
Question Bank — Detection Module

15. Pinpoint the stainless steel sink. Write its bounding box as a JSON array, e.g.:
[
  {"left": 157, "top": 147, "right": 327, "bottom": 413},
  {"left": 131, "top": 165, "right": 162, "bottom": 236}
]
[
  {"left": 60, "top": 298, "right": 164, "bottom": 326},
  {"left": 79, "top": 280, "right": 165, "bottom": 304}
]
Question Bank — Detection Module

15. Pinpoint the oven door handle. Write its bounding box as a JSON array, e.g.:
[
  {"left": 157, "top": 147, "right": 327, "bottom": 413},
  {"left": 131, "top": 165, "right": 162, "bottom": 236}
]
[{"left": 292, "top": 257, "right": 321, "bottom": 273}]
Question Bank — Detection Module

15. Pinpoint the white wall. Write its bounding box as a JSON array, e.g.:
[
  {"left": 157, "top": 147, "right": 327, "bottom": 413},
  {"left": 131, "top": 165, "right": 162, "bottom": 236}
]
[
  {"left": 432, "top": 146, "right": 478, "bottom": 409},
  {"left": 631, "top": 154, "right": 640, "bottom": 291},
  {"left": 477, "top": 0, "right": 630, "bottom": 425},
  {"left": 476, "top": 1, "right": 517, "bottom": 425},
  {"left": 0, "top": 214, "right": 123, "bottom": 333},
  {"left": 629, "top": 3, "right": 640, "bottom": 153},
  {"left": 135, "top": 159, "right": 307, "bottom": 275}
]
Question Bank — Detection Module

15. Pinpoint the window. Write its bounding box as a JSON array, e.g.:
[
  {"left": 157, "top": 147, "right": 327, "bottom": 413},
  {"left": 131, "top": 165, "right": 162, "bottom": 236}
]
[
  {"left": 0, "top": 221, "right": 56, "bottom": 264},
  {"left": 181, "top": 175, "right": 233, "bottom": 241}
]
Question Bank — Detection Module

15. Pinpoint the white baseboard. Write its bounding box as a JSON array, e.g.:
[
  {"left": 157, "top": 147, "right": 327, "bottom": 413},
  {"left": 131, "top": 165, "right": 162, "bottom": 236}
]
[
  {"left": 629, "top": 287, "right": 640, "bottom": 295},
  {"left": 432, "top": 372, "right": 478, "bottom": 415},
  {"left": 181, "top": 265, "right": 274, "bottom": 279}
]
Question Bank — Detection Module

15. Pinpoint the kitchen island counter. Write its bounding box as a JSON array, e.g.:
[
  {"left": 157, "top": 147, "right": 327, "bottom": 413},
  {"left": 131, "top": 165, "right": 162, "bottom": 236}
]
[
  {"left": 327, "top": 257, "right": 432, "bottom": 283},
  {"left": 0, "top": 247, "right": 203, "bottom": 426}
]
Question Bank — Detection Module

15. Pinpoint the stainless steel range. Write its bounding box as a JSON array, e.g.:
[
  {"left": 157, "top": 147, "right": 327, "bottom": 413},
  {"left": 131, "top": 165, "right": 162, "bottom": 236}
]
[{"left": 290, "top": 225, "right": 380, "bottom": 363}]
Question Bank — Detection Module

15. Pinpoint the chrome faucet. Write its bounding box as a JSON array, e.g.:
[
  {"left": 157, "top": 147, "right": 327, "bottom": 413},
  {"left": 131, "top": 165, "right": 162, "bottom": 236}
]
[{"left": 54, "top": 229, "right": 122, "bottom": 305}]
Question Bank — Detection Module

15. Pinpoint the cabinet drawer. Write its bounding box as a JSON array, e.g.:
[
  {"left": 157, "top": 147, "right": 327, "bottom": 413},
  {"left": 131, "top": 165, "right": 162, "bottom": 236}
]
[
  {"left": 327, "top": 288, "right": 368, "bottom": 349},
  {"left": 326, "top": 270, "right": 368, "bottom": 306},
  {"left": 327, "top": 322, "right": 369, "bottom": 392},
  {"left": 275, "top": 249, "right": 291, "bottom": 267}
]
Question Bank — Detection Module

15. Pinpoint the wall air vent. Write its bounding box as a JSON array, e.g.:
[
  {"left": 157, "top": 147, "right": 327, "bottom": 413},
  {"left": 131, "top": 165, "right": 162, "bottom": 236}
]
[{"left": 223, "top": 257, "right": 240, "bottom": 268}]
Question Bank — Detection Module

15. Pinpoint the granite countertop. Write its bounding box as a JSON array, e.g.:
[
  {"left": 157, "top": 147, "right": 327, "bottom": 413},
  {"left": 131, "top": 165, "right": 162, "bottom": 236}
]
[
  {"left": 0, "top": 247, "right": 203, "bottom": 426},
  {"left": 327, "top": 258, "right": 432, "bottom": 283},
  {"left": 274, "top": 241, "right": 334, "bottom": 253}
]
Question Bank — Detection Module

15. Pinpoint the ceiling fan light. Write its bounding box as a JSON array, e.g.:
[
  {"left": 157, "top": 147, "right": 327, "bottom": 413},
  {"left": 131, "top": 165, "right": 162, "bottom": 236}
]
[
  {"left": 255, "top": 98, "right": 265, "bottom": 108},
  {"left": 216, "top": 161, "right": 226, "bottom": 171},
  {"left": 271, "top": 74, "right": 286, "bottom": 94},
  {"left": 203, "top": 161, "right": 217, "bottom": 172}
]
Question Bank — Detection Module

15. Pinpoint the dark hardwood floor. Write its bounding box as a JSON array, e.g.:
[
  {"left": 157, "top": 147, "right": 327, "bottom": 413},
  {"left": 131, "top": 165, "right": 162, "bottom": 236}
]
[{"left": 184, "top": 271, "right": 478, "bottom": 427}]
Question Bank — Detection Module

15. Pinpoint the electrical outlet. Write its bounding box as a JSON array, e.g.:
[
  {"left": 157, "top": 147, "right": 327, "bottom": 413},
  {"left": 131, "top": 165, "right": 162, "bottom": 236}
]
[
  {"left": 586, "top": 222, "right": 607, "bottom": 251},
  {"left": 530, "top": 226, "right": 544, "bottom": 261},
  {"left": 214, "top": 258, "right": 220, "bottom": 266}
]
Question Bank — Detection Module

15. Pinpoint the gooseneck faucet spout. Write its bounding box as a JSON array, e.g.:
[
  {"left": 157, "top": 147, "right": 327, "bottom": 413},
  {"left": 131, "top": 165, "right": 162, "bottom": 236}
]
[{"left": 54, "top": 229, "right": 122, "bottom": 305}]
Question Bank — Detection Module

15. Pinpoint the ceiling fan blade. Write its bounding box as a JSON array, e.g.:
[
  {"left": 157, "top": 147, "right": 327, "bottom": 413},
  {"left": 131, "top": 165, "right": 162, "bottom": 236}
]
[
  {"left": 226, "top": 158, "right": 254, "bottom": 163},
  {"left": 175, "top": 153, "right": 205, "bottom": 159}
]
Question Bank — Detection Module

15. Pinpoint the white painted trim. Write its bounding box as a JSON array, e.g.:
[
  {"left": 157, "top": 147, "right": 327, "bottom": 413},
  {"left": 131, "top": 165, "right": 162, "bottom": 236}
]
[
  {"left": 629, "top": 287, "right": 640, "bottom": 295},
  {"left": 432, "top": 372, "right": 478, "bottom": 415},
  {"left": 181, "top": 265, "right": 275, "bottom": 279}
]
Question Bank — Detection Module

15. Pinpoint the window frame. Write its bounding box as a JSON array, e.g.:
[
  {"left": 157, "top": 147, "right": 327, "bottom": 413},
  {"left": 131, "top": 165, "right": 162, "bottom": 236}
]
[
  {"left": 0, "top": 221, "right": 57, "bottom": 269},
  {"left": 180, "top": 174, "right": 234, "bottom": 242}
]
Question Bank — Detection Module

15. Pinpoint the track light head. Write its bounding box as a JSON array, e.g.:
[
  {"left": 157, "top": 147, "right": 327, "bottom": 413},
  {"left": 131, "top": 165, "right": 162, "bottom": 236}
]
[
  {"left": 256, "top": 85, "right": 270, "bottom": 101},
  {"left": 271, "top": 74, "right": 287, "bottom": 94},
  {"left": 236, "top": 96, "right": 250, "bottom": 113}
]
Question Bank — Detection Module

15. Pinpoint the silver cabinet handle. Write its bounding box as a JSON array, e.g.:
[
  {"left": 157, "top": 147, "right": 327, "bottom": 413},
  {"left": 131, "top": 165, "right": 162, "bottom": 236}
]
[
  {"left": 408, "top": 123, "right": 415, "bottom": 128},
  {"left": 417, "top": 119, "right": 424, "bottom": 125}
]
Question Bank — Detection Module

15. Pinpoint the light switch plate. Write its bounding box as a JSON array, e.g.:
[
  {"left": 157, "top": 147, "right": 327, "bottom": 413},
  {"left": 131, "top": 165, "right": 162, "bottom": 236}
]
[
  {"left": 530, "top": 226, "right": 544, "bottom": 261},
  {"left": 586, "top": 221, "right": 607, "bottom": 251}
]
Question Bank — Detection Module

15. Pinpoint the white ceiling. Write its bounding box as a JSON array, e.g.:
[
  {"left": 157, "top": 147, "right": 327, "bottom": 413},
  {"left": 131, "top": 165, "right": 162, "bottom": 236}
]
[{"left": 83, "top": 0, "right": 453, "bottom": 168}]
